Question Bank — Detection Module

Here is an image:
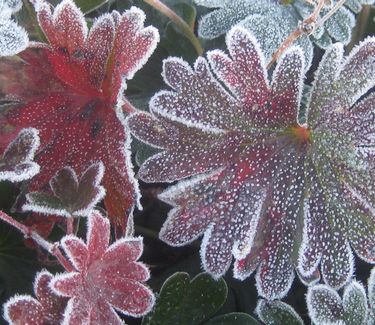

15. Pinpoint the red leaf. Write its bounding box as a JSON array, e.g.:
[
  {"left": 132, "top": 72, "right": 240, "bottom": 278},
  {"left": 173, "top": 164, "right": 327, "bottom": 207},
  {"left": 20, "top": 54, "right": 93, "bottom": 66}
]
[
  {"left": 0, "top": 0, "right": 159, "bottom": 228},
  {"left": 50, "top": 211, "right": 155, "bottom": 324}
]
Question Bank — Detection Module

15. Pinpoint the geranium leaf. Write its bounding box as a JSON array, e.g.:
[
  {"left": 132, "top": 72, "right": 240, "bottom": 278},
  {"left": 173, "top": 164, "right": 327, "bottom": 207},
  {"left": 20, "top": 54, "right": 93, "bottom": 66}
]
[
  {"left": 343, "top": 281, "right": 368, "bottom": 325},
  {"left": 0, "top": 128, "right": 40, "bottom": 182},
  {"left": 50, "top": 211, "right": 155, "bottom": 324},
  {"left": 23, "top": 163, "right": 105, "bottom": 218},
  {"left": 143, "top": 272, "right": 227, "bottom": 325},
  {"left": 256, "top": 299, "right": 304, "bottom": 325},
  {"left": 129, "top": 24, "right": 375, "bottom": 299},
  {"left": 0, "top": 0, "right": 159, "bottom": 229},
  {"left": 3, "top": 270, "right": 67, "bottom": 325}
]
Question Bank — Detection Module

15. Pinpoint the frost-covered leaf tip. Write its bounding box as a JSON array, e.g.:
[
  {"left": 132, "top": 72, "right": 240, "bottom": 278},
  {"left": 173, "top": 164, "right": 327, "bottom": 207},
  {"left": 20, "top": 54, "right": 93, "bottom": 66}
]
[
  {"left": 307, "top": 270, "right": 375, "bottom": 325},
  {"left": 128, "top": 25, "right": 375, "bottom": 300},
  {"left": 0, "top": 128, "right": 40, "bottom": 182},
  {"left": 50, "top": 211, "right": 155, "bottom": 324},
  {"left": 23, "top": 162, "right": 105, "bottom": 218},
  {"left": 3, "top": 270, "right": 67, "bottom": 325}
]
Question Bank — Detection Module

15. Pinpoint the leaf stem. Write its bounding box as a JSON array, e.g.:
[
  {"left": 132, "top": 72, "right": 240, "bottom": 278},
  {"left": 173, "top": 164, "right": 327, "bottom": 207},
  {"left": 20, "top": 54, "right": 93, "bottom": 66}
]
[
  {"left": 0, "top": 210, "right": 74, "bottom": 272},
  {"left": 143, "top": 0, "right": 203, "bottom": 56}
]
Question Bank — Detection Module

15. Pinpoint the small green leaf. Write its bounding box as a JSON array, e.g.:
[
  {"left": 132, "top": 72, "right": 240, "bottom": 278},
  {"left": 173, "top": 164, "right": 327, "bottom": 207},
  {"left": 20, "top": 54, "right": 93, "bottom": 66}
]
[
  {"left": 143, "top": 272, "right": 227, "bottom": 325},
  {"left": 174, "top": 3, "right": 197, "bottom": 29},
  {"left": 205, "top": 312, "right": 261, "bottom": 325},
  {"left": 256, "top": 299, "right": 304, "bottom": 325},
  {"left": 74, "top": 0, "right": 108, "bottom": 14}
]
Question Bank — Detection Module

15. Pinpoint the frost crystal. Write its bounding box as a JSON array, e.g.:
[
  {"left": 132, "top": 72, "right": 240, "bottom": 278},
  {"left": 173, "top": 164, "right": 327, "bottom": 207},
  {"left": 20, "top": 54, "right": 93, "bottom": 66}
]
[
  {"left": 51, "top": 211, "right": 155, "bottom": 324},
  {"left": 307, "top": 269, "right": 375, "bottom": 325},
  {"left": 23, "top": 163, "right": 105, "bottom": 218},
  {"left": 128, "top": 26, "right": 375, "bottom": 299},
  {"left": 0, "top": 0, "right": 159, "bottom": 228},
  {"left": 0, "top": 128, "right": 40, "bottom": 182},
  {"left": 195, "top": 0, "right": 365, "bottom": 65},
  {"left": 3, "top": 270, "right": 67, "bottom": 325}
]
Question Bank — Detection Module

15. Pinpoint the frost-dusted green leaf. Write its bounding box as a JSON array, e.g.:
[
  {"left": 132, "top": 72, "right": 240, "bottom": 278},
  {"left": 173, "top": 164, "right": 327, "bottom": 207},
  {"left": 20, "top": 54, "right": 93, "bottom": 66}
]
[
  {"left": 0, "top": 128, "right": 40, "bottom": 182},
  {"left": 205, "top": 313, "right": 260, "bottom": 325},
  {"left": 143, "top": 272, "right": 227, "bottom": 325},
  {"left": 256, "top": 299, "right": 304, "bottom": 325},
  {"left": 196, "top": 0, "right": 365, "bottom": 55},
  {"left": 0, "top": 19, "right": 29, "bottom": 56},
  {"left": 307, "top": 284, "right": 345, "bottom": 324},
  {"left": 23, "top": 163, "right": 105, "bottom": 218},
  {"left": 343, "top": 282, "right": 368, "bottom": 325}
]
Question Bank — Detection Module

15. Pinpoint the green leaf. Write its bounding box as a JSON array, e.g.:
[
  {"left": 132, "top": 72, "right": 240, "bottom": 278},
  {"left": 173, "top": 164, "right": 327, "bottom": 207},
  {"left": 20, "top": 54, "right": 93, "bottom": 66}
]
[
  {"left": 174, "top": 3, "right": 197, "bottom": 29},
  {"left": 205, "top": 312, "right": 261, "bottom": 325},
  {"left": 143, "top": 272, "right": 227, "bottom": 325},
  {"left": 74, "top": 0, "right": 108, "bottom": 14},
  {"left": 256, "top": 299, "right": 304, "bottom": 325}
]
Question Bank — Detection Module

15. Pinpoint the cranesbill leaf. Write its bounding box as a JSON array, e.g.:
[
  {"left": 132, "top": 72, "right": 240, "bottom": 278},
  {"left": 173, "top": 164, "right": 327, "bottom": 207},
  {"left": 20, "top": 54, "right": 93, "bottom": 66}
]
[
  {"left": 0, "top": 128, "right": 40, "bottom": 182},
  {"left": 129, "top": 26, "right": 375, "bottom": 299},
  {"left": 0, "top": 0, "right": 159, "bottom": 229},
  {"left": 307, "top": 280, "right": 370, "bottom": 325},
  {"left": 23, "top": 162, "right": 105, "bottom": 218},
  {"left": 50, "top": 211, "right": 155, "bottom": 324},
  {"left": 3, "top": 270, "right": 67, "bottom": 325}
]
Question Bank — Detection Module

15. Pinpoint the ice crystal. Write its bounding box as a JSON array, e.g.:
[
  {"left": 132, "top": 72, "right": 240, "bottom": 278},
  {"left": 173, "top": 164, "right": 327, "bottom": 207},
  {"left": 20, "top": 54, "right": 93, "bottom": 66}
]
[
  {"left": 50, "top": 211, "right": 155, "bottom": 324},
  {"left": 0, "top": 0, "right": 159, "bottom": 227},
  {"left": 128, "top": 26, "right": 375, "bottom": 299},
  {"left": 307, "top": 268, "right": 375, "bottom": 325},
  {"left": 195, "top": 0, "right": 368, "bottom": 63},
  {"left": 0, "top": 128, "right": 40, "bottom": 182},
  {"left": 23, "top": 162, "right": 105, "bottom": 218},
  {"left": 3, "top": 270, "right": 67, "bottom": 325}
]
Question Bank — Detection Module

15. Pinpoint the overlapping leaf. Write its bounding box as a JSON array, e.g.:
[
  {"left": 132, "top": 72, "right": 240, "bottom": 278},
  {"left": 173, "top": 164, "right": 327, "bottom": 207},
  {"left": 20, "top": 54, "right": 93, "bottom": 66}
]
[
  {"left": 23, "top": 163, "right": 105, "bottom": 218},
  {"left": 50, "top": 211, "right": 155, "bottom": 324},
  {"left": 0, "top": 128, "right": 40, "bottom": 182},
  {"left": 194, "top": 0, "right": 369, "bottom": 66},
  {"left": 3, "top": 270, "right": 67, "bottom": 325},
  {"left": 0, "top": 0, "right": 159, "bottom": 228},
  {"left": 128, "top": 26, "right": 375, "bottom": 299},
  {"left": 307, "top": 269, "right": 375, "bottom": 325},
  {"left": 256, "top": 299, "right": 303, "bottom": 325}
]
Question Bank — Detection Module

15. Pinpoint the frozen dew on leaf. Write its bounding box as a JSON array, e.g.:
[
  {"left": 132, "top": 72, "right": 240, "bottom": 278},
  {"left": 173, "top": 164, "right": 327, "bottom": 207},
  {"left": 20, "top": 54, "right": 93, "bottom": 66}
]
[
  {"left": 3, "top": 270, "right": 67, "bottom": 325},
  {"left": 307, "top": 269, "right": 375, "bottom": 325},
  {"left": 255, "top": 299, "right": 304, "bottom": 325},
  {"left": 50, "top": 210, "right": 155, "bottom": 324},
  {"left": 23, "top": 162, "right": 105, "bottom": 218},
  {"left": 128, "top": 24, "right": 375, "bottom": 299},
  {"left": 0, "top": 0, "right": 159, "bottom": 228},
  {"left": 0, "top": 128, "right": 40, "bottom": 182}
]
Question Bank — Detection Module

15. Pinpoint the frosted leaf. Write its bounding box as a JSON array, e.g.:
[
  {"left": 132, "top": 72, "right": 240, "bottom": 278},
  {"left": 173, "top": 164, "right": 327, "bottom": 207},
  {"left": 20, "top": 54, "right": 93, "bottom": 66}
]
[
  {"left": 0, "top": 128, "right": 40, "bottom": 182},
  {"left": 307, "top": 284, "right": 346, "bottom": 324},
  {"left": 130, "top": 26, "right": 375, "bottom": 299},
  {"left": 196, "top": 0, "right": 366, "bottom": 54},
  {"left": 343, "top": 281, "right": 368, "bottom": 325},
  {"left": 0, "top": 19, "right": 28, "bottom": 56},
  {"left": 307, "top": 280, "right": 372, "bottom": 325},
  {"left": 3, "top": 270, "right": 67, "bottom": 325},
  {"left": 0, "top": 0, "right": 159, "bottom": 228},
  {"left": 50, "top": 211, "right": 155, "bottom": 324},
  {"left": 256, "top": 299, "right": 304, "bottom": 325},
  {"left": 23, "top": 163, "right": 105, "bottom": 218}
]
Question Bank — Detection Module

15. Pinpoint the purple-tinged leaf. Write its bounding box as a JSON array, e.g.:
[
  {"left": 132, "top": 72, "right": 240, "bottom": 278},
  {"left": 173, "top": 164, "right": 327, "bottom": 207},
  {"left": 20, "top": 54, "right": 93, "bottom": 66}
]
[
  {"left": 0, "top": 128, "right": 40, "bottom": 182},
  {"left": 23, "top": 163, "right": 105, "bottom": 218}
]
